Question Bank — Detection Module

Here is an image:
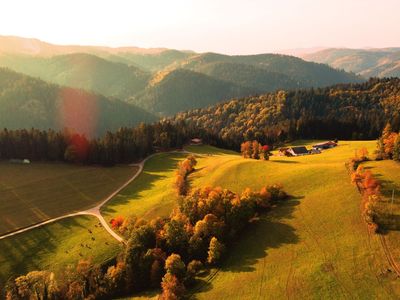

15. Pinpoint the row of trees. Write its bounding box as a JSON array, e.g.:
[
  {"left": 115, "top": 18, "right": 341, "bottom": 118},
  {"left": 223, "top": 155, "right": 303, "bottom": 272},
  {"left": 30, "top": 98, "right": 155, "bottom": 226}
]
[
  {"left": 240, "top": 141, "right": 270, "bottom": 160},
  {"left": 4, "top": 184, "right": 288, "bottom": 299},
  {"left": 376, "top": 123, "right": 400, "bottom": 161},
  {"left": 0, "top": 121, "right": 211, "bottom": 166},
  {"left": 175, "top": 155, "right": 197, "bottom": 195},
  {"left": 351, "top": 163, "right": 381, "bottom": 232}
]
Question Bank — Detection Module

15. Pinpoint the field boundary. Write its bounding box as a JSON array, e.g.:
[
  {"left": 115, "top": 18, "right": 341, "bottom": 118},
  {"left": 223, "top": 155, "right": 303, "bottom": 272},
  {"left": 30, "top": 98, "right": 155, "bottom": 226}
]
[
  {"left": 0, "top": 150, "right": 191, "bottom": 243},
  {"left": 346, "top": 162, "right": 400, "bottom": 278}
]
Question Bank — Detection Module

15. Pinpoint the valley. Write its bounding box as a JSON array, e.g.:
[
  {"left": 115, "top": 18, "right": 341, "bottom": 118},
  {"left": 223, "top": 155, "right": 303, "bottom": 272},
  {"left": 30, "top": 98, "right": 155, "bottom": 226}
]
[
  {"left": 2, "top": 141, "right": 400, "bottom": 299},
  {"left": 0, "top": 7, "right": 399, "bottom": 297}
]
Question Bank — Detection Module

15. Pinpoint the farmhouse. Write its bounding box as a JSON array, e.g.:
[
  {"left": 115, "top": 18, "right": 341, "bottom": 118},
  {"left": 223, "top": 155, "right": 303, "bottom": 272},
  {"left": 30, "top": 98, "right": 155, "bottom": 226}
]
[
  {"left": 10, "top": 159, "right": 31, "bottom": 164},
  {"left": 190, "top": 138, "right": 203, "bottom": 145},
  {"left": 279, "top": 146, "right": 310, "bottom": 156},
  {"left": 312, "top": 141, "right": 337, "bottom": 150}
]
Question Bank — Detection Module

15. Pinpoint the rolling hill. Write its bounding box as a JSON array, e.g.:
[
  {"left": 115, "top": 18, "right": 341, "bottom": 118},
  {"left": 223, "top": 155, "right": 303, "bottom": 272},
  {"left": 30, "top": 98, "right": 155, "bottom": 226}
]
[
  {"left": 0, "top": 35, "right": 166, "bottom": 56},
  {"left": 0, "top": 36, "right": 366, "bottom": 118},
  {"left": 302, "top": 48, "right": 400, "bottom": 78},
  {"left": 172, "top": 77, "right": 400, "bottom": 148},
  {"left": 130, "top": 53, "right": 363, "bottom": 116},
  {"left": 0, "top": 53, "right": 151, "bottom": 100},
  {"left": 181, "top": 52, "right": 363, "bottom": 88},
  {"left": 131, "top": 69, "right": 253, "bottom": 115},
  {"left": 0, "top": 68, "right": 156, "bottom": 136}
]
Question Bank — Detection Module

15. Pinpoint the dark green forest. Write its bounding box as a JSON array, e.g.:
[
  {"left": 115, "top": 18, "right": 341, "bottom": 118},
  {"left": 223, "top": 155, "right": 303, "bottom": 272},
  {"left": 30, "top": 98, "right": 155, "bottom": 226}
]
[{"left": 172, "top": 78, "right": 400, "bottom": 149}]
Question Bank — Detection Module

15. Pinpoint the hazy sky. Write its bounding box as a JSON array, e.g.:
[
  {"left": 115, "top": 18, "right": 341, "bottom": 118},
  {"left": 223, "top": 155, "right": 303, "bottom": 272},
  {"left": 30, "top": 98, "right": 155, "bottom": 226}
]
[{"left": 1, "top": 0, "right": 399, "bottom": 54}]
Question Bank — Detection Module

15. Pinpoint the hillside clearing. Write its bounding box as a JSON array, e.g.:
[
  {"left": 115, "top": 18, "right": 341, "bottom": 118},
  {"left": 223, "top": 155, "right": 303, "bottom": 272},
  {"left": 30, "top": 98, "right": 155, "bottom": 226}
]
[
  {"left": 185, "top": 141, "right": 400, "bottom": 299},
  {"left": 101, "top": 152, "right": 187, "bottom": 224},
  {"left": 0, "top": 161, "right": 136, "bottom": 235}
]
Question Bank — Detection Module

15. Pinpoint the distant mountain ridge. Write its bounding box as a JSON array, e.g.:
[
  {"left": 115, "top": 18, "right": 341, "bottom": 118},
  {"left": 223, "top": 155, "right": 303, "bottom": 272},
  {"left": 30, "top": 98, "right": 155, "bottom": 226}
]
[
  {"left": 0, "top": 35, "right": 364, "bottom": 117},
  {"left": 302, "top": 48, "right": 400, "bottom": 78},
  {"left": 0, "top": 35, "right": 167, "bottom": 56},
  {"left": 0, "top": 53, "right": 150, "bottom": 100}
]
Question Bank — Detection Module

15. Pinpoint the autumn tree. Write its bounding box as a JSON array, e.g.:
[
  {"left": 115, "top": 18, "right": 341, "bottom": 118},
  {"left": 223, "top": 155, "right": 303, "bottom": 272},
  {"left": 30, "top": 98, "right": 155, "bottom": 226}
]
[
  {"left": 165, "top": 254, "right": 186, "bottom": 280},
  {"left": 207, "top": 237, "right": 225, "bottom": 265},
  {"left": 261, "top": 145, "right": 270, "bottom": 160},
  {"left": 393, "top": 134, "right": 400, "bottom": 161},
  {"left": 160, "top": 273, "right": 185, "bottom": 300},
  {"left": 252, "top": 140, "right": 260, "bottom": 159}
]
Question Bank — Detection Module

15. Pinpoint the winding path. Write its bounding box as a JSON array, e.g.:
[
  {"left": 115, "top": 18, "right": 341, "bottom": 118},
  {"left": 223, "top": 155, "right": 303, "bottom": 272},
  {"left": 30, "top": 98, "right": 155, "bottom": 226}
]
[{"left": 0, "top": 150, "right": 190, "bottom": 243}]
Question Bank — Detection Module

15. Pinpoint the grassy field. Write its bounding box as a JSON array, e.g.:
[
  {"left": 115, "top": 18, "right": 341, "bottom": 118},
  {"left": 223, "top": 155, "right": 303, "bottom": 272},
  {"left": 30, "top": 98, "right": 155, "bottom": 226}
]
[
  {"left": 101, "top": 152, "right": 187, "bottom": 224},
  {"left": 2, "top": 142, "right": 400, "bottom": 299},
  {"left": 184, "top": 141, "right": 400, "bottom": 299},
  {"left": 0, "top": 161, "right": 136, "bottom": 235},
  {"left": 363, "top": 159, "right": 400, "bottom": 272},
  {"left": 0, "top": 215, "right": 121, "bottom": 286}
]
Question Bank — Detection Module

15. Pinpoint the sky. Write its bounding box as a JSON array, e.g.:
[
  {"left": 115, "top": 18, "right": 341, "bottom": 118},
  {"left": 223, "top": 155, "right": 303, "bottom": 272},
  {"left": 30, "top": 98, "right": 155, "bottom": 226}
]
[{"left": 0, "top": 0, "right": 399, "bottom": 54}]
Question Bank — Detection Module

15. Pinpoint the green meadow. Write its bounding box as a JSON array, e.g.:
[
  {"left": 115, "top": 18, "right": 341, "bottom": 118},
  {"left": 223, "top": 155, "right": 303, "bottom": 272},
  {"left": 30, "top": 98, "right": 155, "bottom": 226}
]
[
  {"left": 2, "top": 142, "right": 400, "bottom": 299},
  {"left": 186, "top": 141, "right": 400, "bottom": 299},
  {"left": 101, "top": 152, "right": 187, "bottom": 224},
  {"left": 0, "top": 162, "right": 136, "bottom": 234},
  {"left": 0, "top": 215, "right": 121, "bottom": 286}
]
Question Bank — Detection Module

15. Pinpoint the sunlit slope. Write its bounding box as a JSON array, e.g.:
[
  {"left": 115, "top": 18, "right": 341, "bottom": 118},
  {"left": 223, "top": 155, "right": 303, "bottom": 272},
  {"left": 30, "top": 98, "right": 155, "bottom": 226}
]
[
  {"left": 0, "top": 215, "right": 121, "bottom": 286},
  {"left": 186, "top": 141, "right": 400, "bottom": 299},
  {"left": 102, "top": 152, "right": 187, "bottom": 223}
]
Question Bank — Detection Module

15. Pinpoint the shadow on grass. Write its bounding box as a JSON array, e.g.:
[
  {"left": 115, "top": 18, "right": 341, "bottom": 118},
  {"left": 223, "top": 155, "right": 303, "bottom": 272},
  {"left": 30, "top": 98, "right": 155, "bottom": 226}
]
[
  {"left": 190, "top": 197, "right": 301, "bottom": 297},
  {"left": 271, "top": 160, "right": 300, "bottom": 164},
  {"left": 0, "top": 215, "right": 90, "bottom": 286},
  {"left": 101, "top": 153, "right": 185, "bottom": 216},
  {"left": 221, "top": 199, "right": 300, "bottom": 273}
]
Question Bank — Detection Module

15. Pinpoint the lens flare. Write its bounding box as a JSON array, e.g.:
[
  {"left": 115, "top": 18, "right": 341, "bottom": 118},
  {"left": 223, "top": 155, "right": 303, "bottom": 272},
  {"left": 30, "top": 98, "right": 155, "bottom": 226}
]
[{"left": 57, "top": 87, "right": 99, "bottom": 137}]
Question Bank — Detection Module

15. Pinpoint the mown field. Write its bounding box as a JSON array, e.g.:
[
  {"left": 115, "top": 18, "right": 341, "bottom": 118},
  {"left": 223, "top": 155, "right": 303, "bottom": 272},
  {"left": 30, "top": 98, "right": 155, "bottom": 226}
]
[
  {"left": 0, "top": 162, "right": 136, "bottom": 235},
  {"left": 363, "top": 159, "right": 400, "bottom": 271},
  {"left": 0, "top": 215, "right": 121, "bottom": 286},
  {"left": 101, "top": 152, "right": 187, "bottom": 225},
  {"left": 184, "top": 141, "right": 400, "bottom": 299}
]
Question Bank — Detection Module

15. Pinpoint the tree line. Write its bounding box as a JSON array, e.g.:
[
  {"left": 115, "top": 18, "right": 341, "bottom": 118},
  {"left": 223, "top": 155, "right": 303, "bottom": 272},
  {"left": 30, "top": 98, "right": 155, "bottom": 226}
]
[
  {"left": 175, "top": 155, "right": 197, "bottom": 196},
  {"left": 376, "top": 123, "right": 400, "bottom": 161},
  {"left": 4, "top": 184, "right": 288, "bottom": 299},
  {"left": 0, "top": 122, "right": 211, "bottom": 166},
  {"left": 240, "top": 141, "right": 270, "bottom": 160}
]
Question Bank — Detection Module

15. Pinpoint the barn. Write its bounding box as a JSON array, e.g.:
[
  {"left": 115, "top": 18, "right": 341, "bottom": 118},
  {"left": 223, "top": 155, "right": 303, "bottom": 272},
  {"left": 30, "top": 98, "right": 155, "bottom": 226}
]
[
  {"left": 279, "top": 146, "right": 310, "bottom": 156},
  {"left": 312, "top": 141, "right": 337, "bottom": 150}
]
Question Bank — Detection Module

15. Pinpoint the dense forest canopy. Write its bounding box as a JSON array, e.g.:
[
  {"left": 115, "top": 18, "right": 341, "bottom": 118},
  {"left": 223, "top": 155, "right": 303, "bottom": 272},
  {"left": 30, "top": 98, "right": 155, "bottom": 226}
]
[{"left": 171, "top": 78, "right": 400, "bottom": 149}]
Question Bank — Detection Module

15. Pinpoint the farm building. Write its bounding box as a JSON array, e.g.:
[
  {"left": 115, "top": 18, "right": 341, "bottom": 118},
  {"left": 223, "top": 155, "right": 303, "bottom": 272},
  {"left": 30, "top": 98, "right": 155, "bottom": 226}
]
[
  {"left": 279, "top": 146, "right": 310, "bottom": 156},
  {"left": 10, "top": 159, "right": 31, "bottom": 164},
  {"left": 190, "top": 138, "right": 203, "bottom": 145},
  {"left": 312, "top": 141, "right": 337, "bottom": 150}
]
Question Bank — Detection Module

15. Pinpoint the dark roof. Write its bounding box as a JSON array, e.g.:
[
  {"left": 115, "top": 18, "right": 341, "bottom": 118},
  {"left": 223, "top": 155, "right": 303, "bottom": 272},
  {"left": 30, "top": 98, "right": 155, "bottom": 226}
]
[
  {"left": 290, "top": 146, "right": 309, "bottom": 154},
  {"left": 313, "top": 141, "right": 337, "bottom": 147}
]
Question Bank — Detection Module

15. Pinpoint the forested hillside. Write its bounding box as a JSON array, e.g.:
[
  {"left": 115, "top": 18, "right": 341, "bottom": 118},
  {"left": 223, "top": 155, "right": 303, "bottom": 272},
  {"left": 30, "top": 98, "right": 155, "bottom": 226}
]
[
  {"left": 182, "top": 52, "right": 363, "bottom": 88},
  {"left": 131, "top": 53, "right": 362, "bottom": 115},
  {"left": 0, "top": 68, "right": 156, "bottom": 136},
  {"left": 0, "top": 53, "right": 150, "bottom": 100},
  {"left": 172, "top": 78, "right": 400, "bottom": 148},
  {"left": 0, "top": 36, "right": 365, "bottom": 117},
  {"left": 131, "top": 69, "right": 253, "bottom": 115}
]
